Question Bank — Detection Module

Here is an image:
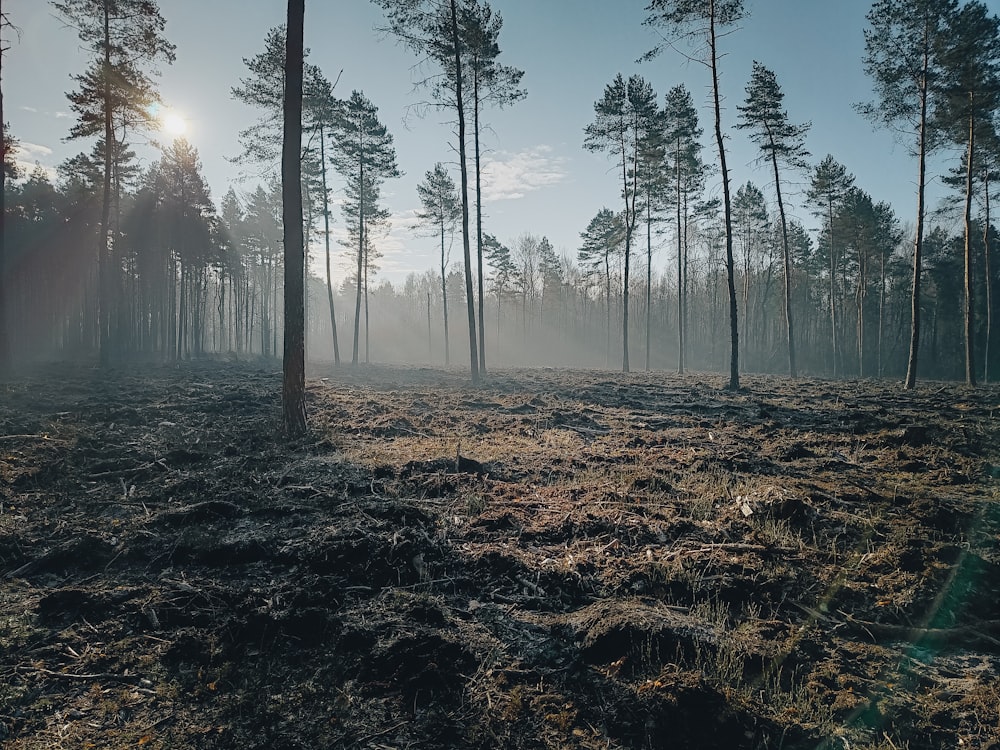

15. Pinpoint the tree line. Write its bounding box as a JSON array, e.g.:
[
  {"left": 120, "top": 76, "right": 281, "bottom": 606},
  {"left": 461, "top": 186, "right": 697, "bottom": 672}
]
[{"left": 1, "top": 0, "right": 998, "bottom": 392}]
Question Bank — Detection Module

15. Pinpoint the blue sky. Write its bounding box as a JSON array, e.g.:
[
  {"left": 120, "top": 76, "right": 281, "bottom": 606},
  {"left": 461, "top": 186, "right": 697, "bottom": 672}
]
[{"left": 5, "top": 0, "right": 967, "bottom": 284}]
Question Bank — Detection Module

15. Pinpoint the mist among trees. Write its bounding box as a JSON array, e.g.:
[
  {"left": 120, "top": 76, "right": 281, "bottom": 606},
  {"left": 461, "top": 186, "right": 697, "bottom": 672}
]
[{"left": 1, "top": 0, "right": 999, "bottom": 388}]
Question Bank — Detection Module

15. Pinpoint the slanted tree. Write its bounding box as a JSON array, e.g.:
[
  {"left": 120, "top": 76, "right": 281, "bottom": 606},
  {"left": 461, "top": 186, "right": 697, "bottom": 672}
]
[
  {"left": 737, "top": 61, "right": 810, "bottom": 378},
  {"left": 282, "top": 0, "right": 307, "bottom": 437},
  {"left": 416, "top": 163, "right": 462, "bottom": 365},
  {"left": 328, "top": 90, "right": 400, "bottom": 365},
  {"left": 584, "top": 73, "right": 658, "bottom": 373},
  {"left": 53, "top": 0, "right": 175, "bottom": 366},
  {"left": 933, "top": 0, "right": 1000, "bottom": 386},
  {"left": 644, "top": 0, "right": 746, "bottom": 390},
  {"left": 859, "top": 0, "right": 957, "bottom": 389},
  {"left": 807, "top": 155, "right": 855, "bottom": 378}
]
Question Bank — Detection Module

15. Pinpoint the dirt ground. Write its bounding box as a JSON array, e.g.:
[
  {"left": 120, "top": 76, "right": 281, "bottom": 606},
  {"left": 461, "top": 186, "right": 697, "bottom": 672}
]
[{"left": 1, "top": 360, "right": 999, "bottom": 749}]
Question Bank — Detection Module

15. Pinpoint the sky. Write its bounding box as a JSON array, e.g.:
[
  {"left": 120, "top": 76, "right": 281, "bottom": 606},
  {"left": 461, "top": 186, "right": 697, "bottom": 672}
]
[{"left": 3, "top": 0, "right": 976, "bottom": 285}]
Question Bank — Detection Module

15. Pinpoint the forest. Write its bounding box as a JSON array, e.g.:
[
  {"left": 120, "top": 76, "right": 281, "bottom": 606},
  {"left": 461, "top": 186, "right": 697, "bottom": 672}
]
[
  {"left": 1, "top": 0, "right": 999, "bottom": 386},
  {"left": 1, "top": 1, "right": 1000, "bottom": 749}
]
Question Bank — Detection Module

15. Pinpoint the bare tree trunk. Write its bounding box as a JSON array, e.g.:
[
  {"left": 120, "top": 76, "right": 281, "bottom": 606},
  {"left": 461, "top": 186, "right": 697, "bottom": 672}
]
[
  {"left": 319, "top": 125, "right": 341, "bottom": 365},
  {"left": 904, "top": 40, "right": 930, "bottom": 391},
  {"left": 474, "top": 69, "right": 487, "bottom": 374},
  {"left": 676, "top": 144, "right": 684, "bottom": 374},
  {"left": 984, "top": 161, "right": 994, "bottom": 383},
  {"left": 98, "top": 2, "right": 114, "bottom": 367},
  {"left": 828, "top": 198, "right": 840, "bottom": 378},
  {"left": 0, "top": 15, "right": 8, "bottom": 373},
  {"left": 281, "top": 0, "right": 307, "bottom": 437},
  {"left": 441, "top": 223, "right": 449, "bottom": 365},
  {"left": 770, "top": 151, "right": 797, "bottom": 378},
  {"left": 962, "top": 100, "right": 977, "bottom": 386},
  {"left": 450, "top": 0, "right": 480, "bottom": 384},
  {"left": 352, "top": 160, "right": 365, "bottom": 366}
]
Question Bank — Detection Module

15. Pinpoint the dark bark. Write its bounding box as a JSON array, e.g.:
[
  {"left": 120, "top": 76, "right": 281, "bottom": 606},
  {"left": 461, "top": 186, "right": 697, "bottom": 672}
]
[
  {"left": 281, "top": 0, "right": 307, "bottom": 437},
  {"left": 769, "top": 147, "right": 797, "bottom": 378},
  {"left": 904, "top": 38, "right": 930, "bottom": 391},
  {"left": 450, "top": 0, "right": 479, "bottom": 384},
  {"left": 709, "top": 0, "right": 740, "bottom": 390}
]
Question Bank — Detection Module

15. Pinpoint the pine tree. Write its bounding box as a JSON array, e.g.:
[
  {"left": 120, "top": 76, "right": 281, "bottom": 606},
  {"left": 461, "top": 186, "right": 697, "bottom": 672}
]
[
  {"left": 933, "top": 0, "right": 1000, "bottom": 385},
  {"left": 858, "top": 0, "right": 957, "bottom": 389},
  {"left": 584, "top": 73, "right": 658, "bottom": 373},
  {"left": 662, "top": 84, "right": 707, "bottom": 374},
  {"left": 737, "top": 61, "right": 811, "bottom": 378},
  {"left": 53, "top": 0, "right": 175, "bottom": 365},
  {"left": 328, "top": 91, "right": 400, "bottom": 365},
  {"left": 578, "top": 208, "right": 625, "bottom": 367},
  {"left": 483, "top": 232, "right": 517, "bottom": 348},
  {"left": 461, "top": 1, "right": 525, "bottom": 373},
  {"left": 644, "top": 0, "right": 746, "bottom": 390},
  {"left": 416, "top": 163, "right": 462, "bottom": 365},
  {"left": 374, "top": 0, "right": 481, "bottom": 383},
  {"left": 807, "top": 155, "right": 855, "bottom": 378}
]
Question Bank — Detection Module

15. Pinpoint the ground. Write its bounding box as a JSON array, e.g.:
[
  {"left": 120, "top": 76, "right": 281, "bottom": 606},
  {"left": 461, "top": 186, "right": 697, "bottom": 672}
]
[{"left": 1, "top": 361, "right": 999, "bottom": 749}]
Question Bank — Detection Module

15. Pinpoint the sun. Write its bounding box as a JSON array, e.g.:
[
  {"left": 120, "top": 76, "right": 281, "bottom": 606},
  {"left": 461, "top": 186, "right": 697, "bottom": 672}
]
[{"left": 161, "top": 110, "right": 188, "bottom": 137}]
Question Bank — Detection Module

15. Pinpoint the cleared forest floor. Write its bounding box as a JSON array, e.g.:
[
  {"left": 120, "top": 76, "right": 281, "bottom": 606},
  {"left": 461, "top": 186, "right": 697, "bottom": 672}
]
[{"left": 1, "top": 361, "right": 999, "bottom": 749}]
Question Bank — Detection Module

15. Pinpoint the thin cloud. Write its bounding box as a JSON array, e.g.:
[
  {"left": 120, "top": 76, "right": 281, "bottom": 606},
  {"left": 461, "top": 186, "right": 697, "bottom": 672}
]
[
  {"left": 18, "top": 142, "right": 53, "bottom": 157},
  {"left": 481, "top": 145, "right": 568, "bottom": 201}
]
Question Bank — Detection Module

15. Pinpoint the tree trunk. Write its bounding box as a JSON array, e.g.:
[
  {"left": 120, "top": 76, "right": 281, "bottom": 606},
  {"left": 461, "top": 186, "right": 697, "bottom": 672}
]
[
  {"left": 441, "top": 222, "right": 450, "bottom": 365},
  {"left": 0, "top": 29, "right": 8, "bottom": 373},
  {"left": 676, "top": 142, "right": 684, "bottom": 374},
  {"left": 352, "top": 158, "right": 365, "bottom": 365},
  {"left": 450, "top": 0, "right": 480, "bottom": 384},
  {"left": 364, "top": 239, "right": 370, "bottom": 364},
  {"left": 645, "top": 195, "right": 652, "bottom": 372},
  {"left": 828, "top": 197, "right": 840, "bottom": 378},
  {"left": 710, "top": 0, "right": 739, "bottom": 390},
  {"left": 281, "top": 0, "right": 307, "bottom": 437},
  {"left": 319, "top": 125, "right": 341, "bottom": 365},
  {"left": 98, "top": 2, "right": 114, "bottom": 367},
  {"left": 904, "top": 39, "right": 930, "bottom": 391},
  {"left": 984, "top": 160, "right": 993, "bottom": 383},
  {"left": 770, "top": 150, "right": 797, "bottom": 378},
  {"left": 474, "top": 65, "right": 487, "bottom": 374},
  {"left": 961, "top": 101, "right": 977, "bottom": 386}
]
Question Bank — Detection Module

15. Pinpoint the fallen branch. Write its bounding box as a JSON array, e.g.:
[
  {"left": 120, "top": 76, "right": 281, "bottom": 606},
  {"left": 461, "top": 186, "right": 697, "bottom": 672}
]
[{"left": 35, "top": 667, "right": 148, "bottom": 685}]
